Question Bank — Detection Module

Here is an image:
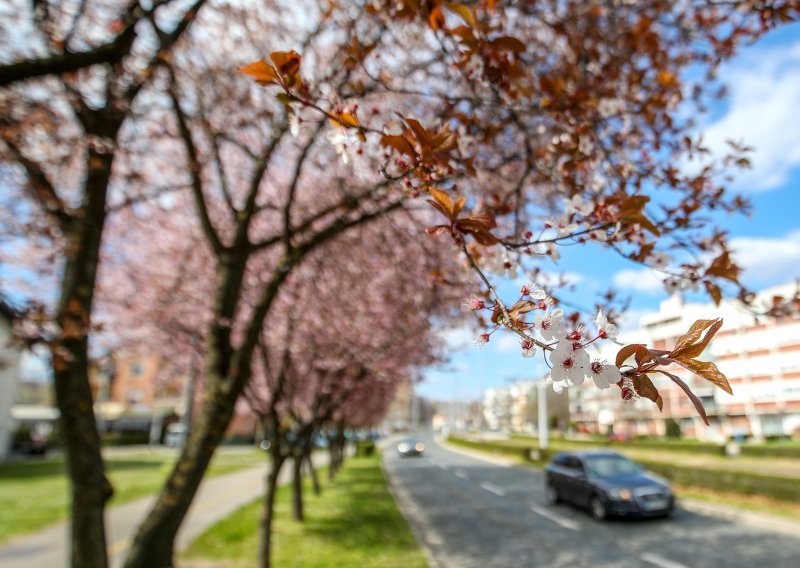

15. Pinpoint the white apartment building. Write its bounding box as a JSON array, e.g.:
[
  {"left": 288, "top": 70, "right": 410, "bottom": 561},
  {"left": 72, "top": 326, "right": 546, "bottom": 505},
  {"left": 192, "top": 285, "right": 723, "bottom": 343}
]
[
  {"left": 483, "top": 380, "right": 570, "bottom": 433},
  {"left": 570, "top": 282, "right": 800, "bottom": 441}
]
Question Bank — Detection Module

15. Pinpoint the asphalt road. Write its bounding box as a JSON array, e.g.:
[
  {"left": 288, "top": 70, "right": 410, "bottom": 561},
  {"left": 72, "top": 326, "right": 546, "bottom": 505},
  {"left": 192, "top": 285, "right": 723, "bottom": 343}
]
[{"left": 384, "top": 433, "right": 800, "bottom": 568}]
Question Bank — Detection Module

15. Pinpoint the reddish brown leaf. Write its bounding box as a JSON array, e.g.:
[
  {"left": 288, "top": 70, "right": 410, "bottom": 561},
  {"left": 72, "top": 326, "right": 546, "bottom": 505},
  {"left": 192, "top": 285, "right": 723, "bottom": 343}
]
[
  {"left": 452, "top": 196, "right": 466, "bottom": 219},
  {"left": 446, "top": 3, "right": 477, "bottom": 28},
  {"left": 705, "top": 281, "right": 722, "bottom": 306},
  {"left": 633, "top": 375, "right": 663, "bottom": 411},
  {"left": 471, "top": 230, "right": 500, "bottom": 246},
  {"left": 238, "top": 60, "right": 279, "bottom": 85},
  {"left": 508, "top": 300, "right": 537, "bottom": 319},
  {"left": 429, "top": 6, "right": 446, "bottom": 30},
  {"left": 616, "top": 344, "right": 649, "bottom": 368},
  {"left": 624, "top": 212, "right": 660, "bottom": 236},
  {"left": 670, "top": 318, "right": 721, "bottom": 359},
  {"left": 380, "top": 134, "right": 417, "bottom": 157},
  {"left": 675, "top": 319, "right": 723, "bottom": 360},
  {"left": 429, "top": 187, "right": 454, "bottom": 217},
  {"left": 425, "top": 225, "right": 452, "bottom": 237},
  {"left": 426, "top": 199, "right": 453, "bottom": 220},
  {"left": 673, "top": 358, "right": 732, "bottom": 395},
  {"left": 618, "top": 195, "right": 650, "bottom": 217},
  {"left": 456, "top": 213, "right": 497, "bottom": 232},
  {"left": 618, "top": 344, "right": 656, "bottom": 367},
  {"left": 269, "top": 50, "right": 301, "bottom": 76},
  {"left": 655, "top": 370, "right": 709, "bottom": 425},
  {"left": 489, "top": 36, "right": 527, "bottom": 53},
  {"left": 705, "top": 251, "right": 741, "bottom": 284}
]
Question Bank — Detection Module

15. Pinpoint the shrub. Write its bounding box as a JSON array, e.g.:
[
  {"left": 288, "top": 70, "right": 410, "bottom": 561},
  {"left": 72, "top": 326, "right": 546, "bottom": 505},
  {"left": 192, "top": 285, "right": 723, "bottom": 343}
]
[{"left": 355, "top": 440, "right": 375, "bottom": 456}]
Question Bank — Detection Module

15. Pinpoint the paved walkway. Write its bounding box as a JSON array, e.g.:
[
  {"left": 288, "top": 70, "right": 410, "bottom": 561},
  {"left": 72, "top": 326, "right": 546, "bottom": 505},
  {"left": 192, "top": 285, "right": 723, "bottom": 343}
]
[{"left": 0, "top": 454, "right": 326, "bottom": 568}]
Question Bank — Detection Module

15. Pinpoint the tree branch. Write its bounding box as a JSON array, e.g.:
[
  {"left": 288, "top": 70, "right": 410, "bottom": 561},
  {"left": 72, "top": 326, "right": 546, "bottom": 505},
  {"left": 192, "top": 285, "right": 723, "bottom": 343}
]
[{"left": 166, "top": 68, "right": 225, "bottom": 255}]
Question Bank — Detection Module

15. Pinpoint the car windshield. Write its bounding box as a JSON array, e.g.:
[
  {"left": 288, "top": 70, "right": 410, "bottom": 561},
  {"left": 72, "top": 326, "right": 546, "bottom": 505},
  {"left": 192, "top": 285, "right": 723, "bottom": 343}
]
[{"left": 584, "top": 455, "right": 642, "bottom": 477}]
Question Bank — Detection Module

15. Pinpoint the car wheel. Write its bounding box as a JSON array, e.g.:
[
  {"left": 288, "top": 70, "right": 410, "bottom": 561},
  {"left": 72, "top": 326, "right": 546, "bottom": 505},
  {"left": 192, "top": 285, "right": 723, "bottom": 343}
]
[
  {"left": 545, "top": 482, "right": 561, "bottom": 505},
  {"left": 590, "top": 496, "right": 607, "bottom": 521}
]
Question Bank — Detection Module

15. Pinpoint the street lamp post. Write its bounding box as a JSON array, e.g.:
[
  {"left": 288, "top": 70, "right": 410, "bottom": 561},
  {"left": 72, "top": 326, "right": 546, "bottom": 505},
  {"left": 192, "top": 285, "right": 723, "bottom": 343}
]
[{"left": 538, "top": 381, "right": 548, "bottom": 450}]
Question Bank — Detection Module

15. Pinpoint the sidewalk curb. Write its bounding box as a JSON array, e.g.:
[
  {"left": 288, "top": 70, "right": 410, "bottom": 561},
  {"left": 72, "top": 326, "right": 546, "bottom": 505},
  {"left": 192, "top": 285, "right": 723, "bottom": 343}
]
[
  {"left": 679, "top": 498, "right": 800, "bottom": 537},
  {"left": 434, "top": 437, "right": 520, "bottom": 467},
  {"left": 381, "top": 457, "right": 444, "bottom": 568}
]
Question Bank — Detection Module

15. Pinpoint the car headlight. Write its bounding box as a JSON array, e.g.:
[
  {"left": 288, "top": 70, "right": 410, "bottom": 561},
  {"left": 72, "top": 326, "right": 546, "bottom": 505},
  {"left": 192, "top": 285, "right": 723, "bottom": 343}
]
[
  {"left": 415, "top": 442, "right": 425, "bottom": 452},
  {"left": 398, "top": 443, "right": 409, "bottom": 452},
  {"left": 607, "top": 488, "right": 633, "bottom": 500}
]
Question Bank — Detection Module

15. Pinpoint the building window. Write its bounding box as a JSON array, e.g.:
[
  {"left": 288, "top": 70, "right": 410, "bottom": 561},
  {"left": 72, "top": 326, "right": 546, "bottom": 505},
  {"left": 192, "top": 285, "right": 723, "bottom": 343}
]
[
  {"left": 127, "top": 389, "right": 144, "bottom": 403},
  {"left": 130, "top": 362, "right": 144, "bottom": 377}
]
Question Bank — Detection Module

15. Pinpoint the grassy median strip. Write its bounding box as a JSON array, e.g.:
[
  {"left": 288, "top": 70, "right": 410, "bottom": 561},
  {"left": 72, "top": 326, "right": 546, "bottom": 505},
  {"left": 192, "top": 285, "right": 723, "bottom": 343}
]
[
  {"left": 0, "top": 448, "right": 264, "bottom": 542},
  {"left": 183, "top": 453, "right": 427, "bottom": 568}
]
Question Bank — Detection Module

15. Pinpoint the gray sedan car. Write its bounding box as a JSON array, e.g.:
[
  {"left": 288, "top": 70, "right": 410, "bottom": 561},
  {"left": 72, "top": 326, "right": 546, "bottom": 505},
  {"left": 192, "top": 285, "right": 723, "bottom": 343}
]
[{"left": 545, "top": 450, "right": 675, "bottom": 520}]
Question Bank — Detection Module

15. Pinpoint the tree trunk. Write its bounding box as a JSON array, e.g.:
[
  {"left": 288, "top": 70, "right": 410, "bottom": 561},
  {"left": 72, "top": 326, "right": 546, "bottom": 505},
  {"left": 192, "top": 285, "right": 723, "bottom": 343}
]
[
  {"left": 122, "top": 371, "right": 239, "bottom": 568},
  {"left": 124, "top": 255, "right": 294, "bottom": 567},
  {"left": 306, "top": 449, "right": 320, "bottom": 496},
  {"left": 258, "top": 450, "right": 285, "bottom": 568},
  {"left": 327, "top": 434, "right": 338, "bottom": 481},
  {"left": 291, "top": 450, "right": 304, "bottom": 521},
  {"left": 53, "top": 140, "right": 118, "bottom": 568},
  {"left": 334, "top": 425, "right": 347, "bottom": 472}
]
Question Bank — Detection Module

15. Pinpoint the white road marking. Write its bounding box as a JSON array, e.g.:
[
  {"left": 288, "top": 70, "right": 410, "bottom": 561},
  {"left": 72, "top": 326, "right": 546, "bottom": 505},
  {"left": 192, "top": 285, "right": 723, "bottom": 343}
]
[
  {"left": 436, "top": 463, "right": 448, "bottom": 471},
  {"left": 454, "top": 470, "right": 469, "bottom": 480},
  {"left": 479, "top": 481, "right": 506, "bottom": 497},
  {"left": 641, "top": 553, "right": 690, "bottom": 568},
  {"left": 529, "top": 504, "right": 581, "bottom": 531}
]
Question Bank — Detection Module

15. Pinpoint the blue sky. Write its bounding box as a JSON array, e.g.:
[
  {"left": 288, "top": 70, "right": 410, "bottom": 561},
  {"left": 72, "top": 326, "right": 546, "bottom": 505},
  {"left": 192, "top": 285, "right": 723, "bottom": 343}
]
[{"left": 418, "top": 24, "right": 800, "bottom": 402}]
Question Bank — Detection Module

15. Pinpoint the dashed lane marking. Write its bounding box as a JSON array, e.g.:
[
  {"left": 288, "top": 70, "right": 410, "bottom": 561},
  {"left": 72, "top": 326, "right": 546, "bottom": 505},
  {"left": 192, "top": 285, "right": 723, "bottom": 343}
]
[
  {"left": 529, "top": 504, "right": 581, "bottom": 531},
  {"left": 479, "top": 481, "right": 507, "bottom": 497},
  {"left": 641, "top": 553, "right": 689, "bottom": 568}
]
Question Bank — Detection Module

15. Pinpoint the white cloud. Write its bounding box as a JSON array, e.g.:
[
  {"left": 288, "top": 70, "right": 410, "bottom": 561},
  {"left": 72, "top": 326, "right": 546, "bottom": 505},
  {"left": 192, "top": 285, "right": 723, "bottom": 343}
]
[
  {"left": 698, "top": 40, "right": 800, "bottom": 192},
  {"left": 611, "top": 231, "right": 800, "bottom": 294},
  {"left": 615, "top": 308, "right": 657, "bottom": 335},
  {"left": 513, "top": 270, "right": 586, "bottom": 290},
  {"left": 731, "top": 230, "right": 800, "bottom": 285},
  {"left": 612, "top": 268, "right": 663, "bottom": 295},
  {"left": 438, "top": 325, "right": 474, "bottom": 350},
  {"left": 493, "top": 333, "right": 519, "bottom": 353}
]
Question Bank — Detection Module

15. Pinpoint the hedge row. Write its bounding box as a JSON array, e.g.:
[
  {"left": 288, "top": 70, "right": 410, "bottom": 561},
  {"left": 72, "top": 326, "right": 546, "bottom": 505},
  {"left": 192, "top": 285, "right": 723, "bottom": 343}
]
[
  {"left": 511, "top": 434, "right": 800, "bottom": 459},
  {"left": 740, "top": 445, "right": 800, "bottom": 459},
  {"left": 447, "top": 436, "right": 552, "bottom": 466},
  {"left": 448, "top": 436, "right": 800, "bottom": 503},
  {"left": 639, "top": 460, "right": 800, "bottom": 503}
]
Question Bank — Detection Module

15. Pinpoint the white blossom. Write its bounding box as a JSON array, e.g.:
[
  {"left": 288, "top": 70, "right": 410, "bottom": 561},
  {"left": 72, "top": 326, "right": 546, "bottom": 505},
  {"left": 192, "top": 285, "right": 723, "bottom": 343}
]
[
  {"left": 650, "top": 251, "right": 672, "bottom": 270},
  {"left": 549, "top": 340, "right": 590, "bottom": 384},
  {"left": 521, "top": 336, "right": 536, "bottom": 358},
  {"left": 595, "top": 309, "right": 619, "bottom": 340},
  {"left": 535, "top": 308, "right": 565, "bottom": 341},
  {"left": 326, "top": 127, "right": 352, "bottom": 164},
  {"left": 590, "top": 360, "right": 620, "bottom": 389},
  {"left": 461, "top": 295, "right": 486, "bottom": 311},
  {"left": 473, "top": 333, "right": 490, "bottom": 347},
  {"left": 289, "top": 113, "right": 300, "bottom": 137},
  {"left": 564, "top": 195, "right": 594, "bottom": 216}
]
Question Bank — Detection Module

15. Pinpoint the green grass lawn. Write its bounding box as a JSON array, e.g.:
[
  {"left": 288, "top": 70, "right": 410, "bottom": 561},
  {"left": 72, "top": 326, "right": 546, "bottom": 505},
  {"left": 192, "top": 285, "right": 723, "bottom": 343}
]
[
  {"left": 0, "top": 447, "right": 264, "bottom": 543},
  {"left": 183, "top": 453, "right": 427, "bottom": 568}
]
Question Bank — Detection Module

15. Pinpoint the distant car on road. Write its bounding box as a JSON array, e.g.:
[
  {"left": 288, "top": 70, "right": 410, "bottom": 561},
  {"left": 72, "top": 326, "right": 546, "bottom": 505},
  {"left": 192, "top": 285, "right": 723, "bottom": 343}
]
[
  {"left": 164, "top": 423, "right": 188, "bottom": 448},
  {"left": 397, "top": 439, "right": 425, "bottom": 457},
  {"left": 544, "top": 451, "right": 674, "bottom": 520}
]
